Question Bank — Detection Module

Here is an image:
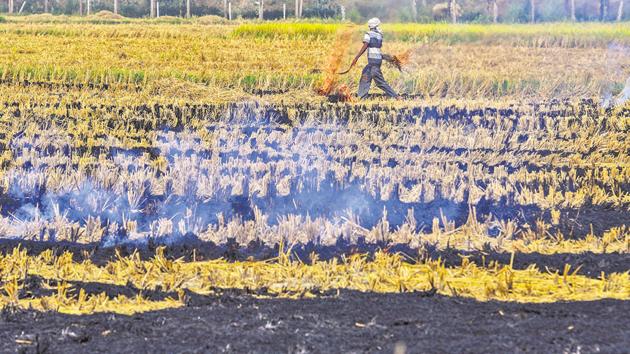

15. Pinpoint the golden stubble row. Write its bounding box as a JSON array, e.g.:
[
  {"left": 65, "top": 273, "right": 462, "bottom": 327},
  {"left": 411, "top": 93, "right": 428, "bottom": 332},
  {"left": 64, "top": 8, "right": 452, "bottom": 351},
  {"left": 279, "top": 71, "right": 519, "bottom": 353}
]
[{"left": 0, "top": 245, "right": 629, "bottom": 315}]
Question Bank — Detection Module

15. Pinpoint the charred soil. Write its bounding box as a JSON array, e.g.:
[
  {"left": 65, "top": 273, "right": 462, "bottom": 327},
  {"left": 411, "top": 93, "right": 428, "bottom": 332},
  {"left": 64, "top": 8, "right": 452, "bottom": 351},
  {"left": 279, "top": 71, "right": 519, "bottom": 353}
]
[{"left": 1, "top": 290, "right": 629, "bottom": 353}]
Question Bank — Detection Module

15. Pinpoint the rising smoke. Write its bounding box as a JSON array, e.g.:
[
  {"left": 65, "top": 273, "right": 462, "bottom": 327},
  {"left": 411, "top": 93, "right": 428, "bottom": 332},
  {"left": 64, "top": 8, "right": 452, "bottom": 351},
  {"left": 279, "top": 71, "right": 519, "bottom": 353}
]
[
  {"left": 0, "top": 105, "right": 473, "bottom": 247},
  {"left": 602, "top": 43, "right": 630, "bottom": 108}
]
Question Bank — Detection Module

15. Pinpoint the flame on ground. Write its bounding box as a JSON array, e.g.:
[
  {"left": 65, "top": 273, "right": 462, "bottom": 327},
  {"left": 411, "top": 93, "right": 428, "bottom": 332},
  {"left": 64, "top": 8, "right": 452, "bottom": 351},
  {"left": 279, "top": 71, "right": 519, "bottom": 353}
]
[
  {"left": 316, "top": 30, "right": 414, "bottom": 101},
  {"left": 316, "top": 28, "right": 354, "bottom": 101},
  {"left": 390, "top": 49, "right": 412, "bottom": 71}
]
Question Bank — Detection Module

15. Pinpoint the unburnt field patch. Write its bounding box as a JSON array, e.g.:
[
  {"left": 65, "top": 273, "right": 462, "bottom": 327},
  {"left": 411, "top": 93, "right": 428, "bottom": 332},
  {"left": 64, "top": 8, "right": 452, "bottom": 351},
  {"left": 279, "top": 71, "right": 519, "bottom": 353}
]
[{"left": 1, "top": 239, "right": 629, "bottom": 278}]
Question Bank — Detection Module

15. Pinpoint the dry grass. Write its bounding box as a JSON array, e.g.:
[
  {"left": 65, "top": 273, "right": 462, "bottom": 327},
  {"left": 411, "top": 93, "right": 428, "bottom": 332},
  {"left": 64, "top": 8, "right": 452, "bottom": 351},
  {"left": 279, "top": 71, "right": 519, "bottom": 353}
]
[
  {"left": 0, "top": 22, "right": 628, "bottom": 100},
  {"left": 0, "top": 21, "right": 628, "bottom": 317},
  {"left": 0, "top": 246, "right": 628, "bottom": 315},
  {"left": 89, "top": 10, "right": 126, "bottom": 20}
]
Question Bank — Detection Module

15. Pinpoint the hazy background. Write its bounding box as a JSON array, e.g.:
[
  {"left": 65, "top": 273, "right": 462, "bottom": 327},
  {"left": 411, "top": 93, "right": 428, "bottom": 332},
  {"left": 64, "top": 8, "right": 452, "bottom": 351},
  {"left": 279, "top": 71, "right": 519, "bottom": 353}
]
[{"left": 2, "top": 0, "right": 628, "bottom": 23}]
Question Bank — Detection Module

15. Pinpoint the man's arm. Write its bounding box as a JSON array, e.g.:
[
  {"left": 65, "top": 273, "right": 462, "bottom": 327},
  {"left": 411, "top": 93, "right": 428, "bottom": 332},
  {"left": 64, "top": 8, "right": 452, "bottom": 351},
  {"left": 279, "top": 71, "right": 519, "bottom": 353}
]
[{"left": 350, "top": 42, "right": 369, "bottom": 68}]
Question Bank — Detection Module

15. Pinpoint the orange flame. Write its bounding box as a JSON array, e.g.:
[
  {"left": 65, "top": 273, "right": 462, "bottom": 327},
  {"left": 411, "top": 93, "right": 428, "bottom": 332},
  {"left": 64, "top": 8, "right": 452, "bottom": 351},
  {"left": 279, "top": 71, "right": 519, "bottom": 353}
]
[
  {"left": 316, "top": 29, "right": 412, "bottom": 102},
  {"left": 316, "top": 28, "right": 353, "bottom": 101}
]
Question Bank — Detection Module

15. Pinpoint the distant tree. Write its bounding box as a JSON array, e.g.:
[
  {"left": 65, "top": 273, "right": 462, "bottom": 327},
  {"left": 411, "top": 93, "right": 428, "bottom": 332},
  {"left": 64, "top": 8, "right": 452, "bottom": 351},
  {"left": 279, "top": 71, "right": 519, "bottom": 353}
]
[
  {"left": 449, "top": 0, "right": 457, "bottom": 23},
  {"left": 564, "top": 0, "right": 576, "bottom": 20},
  {"left": 600, "top": 0, "right": 609, "bottom": 20},
  {"left": 8, "top": 0, "right": 622, "bottom": 23},
  {"left": 432, "top": 2, "right": 449, "bottom": 20},
  {"left": 411, "top": 0, "right": 417, "bottom": 21},
  {"left": 487, "top": 0, "right": 498, "bottom": 22},
  {"left": 306, "top": 0, "right": 338, "bottom": 17}
]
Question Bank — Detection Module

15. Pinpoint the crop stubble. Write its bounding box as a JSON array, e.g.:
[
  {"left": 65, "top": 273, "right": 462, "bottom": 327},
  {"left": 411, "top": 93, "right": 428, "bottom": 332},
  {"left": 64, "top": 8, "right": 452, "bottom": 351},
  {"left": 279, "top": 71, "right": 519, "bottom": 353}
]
[{"left": 0, "top": 21, "right": 628, "bottom": 327}]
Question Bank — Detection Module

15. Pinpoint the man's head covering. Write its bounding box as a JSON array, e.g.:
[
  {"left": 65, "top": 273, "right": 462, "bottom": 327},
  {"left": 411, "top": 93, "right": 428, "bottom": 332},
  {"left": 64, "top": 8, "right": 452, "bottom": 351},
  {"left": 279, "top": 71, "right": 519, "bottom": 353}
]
[{"left": 367, "top": 18, "right": 381, "bottom": 29}]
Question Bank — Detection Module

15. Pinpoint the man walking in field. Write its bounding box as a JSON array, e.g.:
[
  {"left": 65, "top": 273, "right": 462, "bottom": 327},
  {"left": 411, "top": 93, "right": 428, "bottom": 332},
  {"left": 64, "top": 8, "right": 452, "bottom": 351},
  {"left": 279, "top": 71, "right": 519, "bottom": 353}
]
[{"left": 350, "top": 18, "right": 399, "bottom": 100}]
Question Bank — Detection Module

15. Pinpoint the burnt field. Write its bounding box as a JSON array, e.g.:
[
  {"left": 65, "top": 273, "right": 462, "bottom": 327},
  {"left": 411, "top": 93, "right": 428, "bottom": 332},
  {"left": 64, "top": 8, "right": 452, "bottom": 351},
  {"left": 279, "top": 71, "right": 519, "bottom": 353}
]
[
  {"left": 1, "top": 99, "right": 627, "bottom": 248},
  {"left": 0, "top": 20, "right": 629, "bottom": 354},
  {"left": 2, "top": 290, "right": 630, "bottom": 353},
  {"left": 0, "top": 99, "right": 628, "bottom": 341}
]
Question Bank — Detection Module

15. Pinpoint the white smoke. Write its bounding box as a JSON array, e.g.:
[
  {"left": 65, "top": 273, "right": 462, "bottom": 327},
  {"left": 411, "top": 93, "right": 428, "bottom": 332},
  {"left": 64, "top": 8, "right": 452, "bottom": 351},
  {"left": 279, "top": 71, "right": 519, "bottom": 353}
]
[
  {"left": 602, "top": 43, "right": 630, "bottom": 108},
  {"left": 613, "top": 76, "right": 630, "bottom": 107}
]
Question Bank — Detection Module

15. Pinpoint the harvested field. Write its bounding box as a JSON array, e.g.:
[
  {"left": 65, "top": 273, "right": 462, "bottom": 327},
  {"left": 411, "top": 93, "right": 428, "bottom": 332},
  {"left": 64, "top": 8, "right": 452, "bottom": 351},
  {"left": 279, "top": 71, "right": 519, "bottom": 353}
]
[
  {"left": 0, "top": 17, "right": 628, "bottom": 353},
  {"left": 2, "top": 292, "right": 630, "bottom": 353},
  {"left": 0, "top": 100, "right": 627, "bottom": 247}
]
